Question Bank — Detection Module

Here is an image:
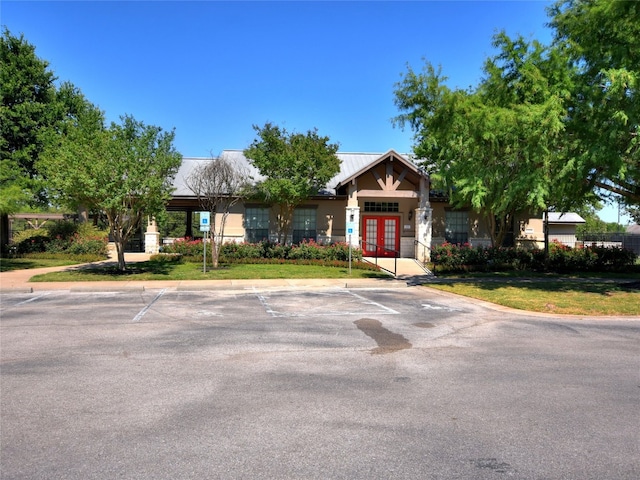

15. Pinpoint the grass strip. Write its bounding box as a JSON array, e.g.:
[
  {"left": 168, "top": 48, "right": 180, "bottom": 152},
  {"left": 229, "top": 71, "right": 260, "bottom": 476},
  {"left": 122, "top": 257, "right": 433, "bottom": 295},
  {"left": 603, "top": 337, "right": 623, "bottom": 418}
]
[
  {"left": 426, "top": 280, "right": 640, "bottom": 316},
  {"left": 28, "top": 260, "right": 390, "bottom": 282}
]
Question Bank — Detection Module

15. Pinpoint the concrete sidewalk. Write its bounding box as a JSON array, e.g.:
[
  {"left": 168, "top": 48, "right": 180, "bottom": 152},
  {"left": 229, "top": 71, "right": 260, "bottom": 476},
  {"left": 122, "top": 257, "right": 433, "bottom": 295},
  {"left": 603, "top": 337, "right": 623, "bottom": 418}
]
[{"left": 0, "top": 253, "right": 410, "bottom": 292}]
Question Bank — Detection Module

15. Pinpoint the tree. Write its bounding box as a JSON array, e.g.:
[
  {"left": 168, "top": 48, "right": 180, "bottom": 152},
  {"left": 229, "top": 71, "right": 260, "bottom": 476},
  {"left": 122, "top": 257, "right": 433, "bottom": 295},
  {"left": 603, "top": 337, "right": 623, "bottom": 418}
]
[
  {"left": 184, "top": 153, "right": 250, "bottom": 268},
  {"left": 40, "top": 114, "right": 182, "bottom": 270},
  {"left": 625, "top": 205, "right": 640, "bottom": 225},
  {"left": 0, "top": 29, "right": 96, "bottom": 252},
  {"left": 243, "top": 122, "right": 341, "bottom": 244},
  {"left": 394, "top": 33, "right": 570, "bottom": 246},
  {"left": 0, "top": 29, "right": 58, "bottom": 250},
  {"left": 548, "top": 0, "right": 639, "bottom": 207},
  {"left": 576, "top": 215, "right": 625, "bottom": 235},
  {"left": 0, "top": 28, "right": 58, "bottom": 208}
]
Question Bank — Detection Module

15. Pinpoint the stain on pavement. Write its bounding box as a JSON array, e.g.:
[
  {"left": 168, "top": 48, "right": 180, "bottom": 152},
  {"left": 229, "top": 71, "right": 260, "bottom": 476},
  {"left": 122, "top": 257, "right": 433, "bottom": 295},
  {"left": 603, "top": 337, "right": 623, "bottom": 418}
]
[{"left": 354, "top": 318, "right": 412, "bottom": 354}]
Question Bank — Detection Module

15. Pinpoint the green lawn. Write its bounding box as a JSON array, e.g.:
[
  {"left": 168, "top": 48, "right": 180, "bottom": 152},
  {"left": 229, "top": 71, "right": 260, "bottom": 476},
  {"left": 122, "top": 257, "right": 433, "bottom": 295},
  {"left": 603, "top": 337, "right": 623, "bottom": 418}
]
[
  {"left": 0, "top": 257, "right": 87, "bottom": 272},
  {"left": 426, "top": 280, "right": 640, "bottom": 316},
  {"left": 28, "top": 260, "right": 390, "bottom": 282}
]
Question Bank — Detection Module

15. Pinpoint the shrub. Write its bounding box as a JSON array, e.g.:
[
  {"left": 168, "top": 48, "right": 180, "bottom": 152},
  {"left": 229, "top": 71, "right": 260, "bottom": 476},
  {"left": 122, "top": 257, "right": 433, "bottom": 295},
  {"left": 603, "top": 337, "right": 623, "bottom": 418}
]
[
  {"left": 47, "top": 220, "right": 79, "bottom": 240},
  {"left": 324, "top": 241, "right": 362, "bottom": 261},
  {"left": 431, "top": 243, "right": 467, "bottom": 272},
  {"left": 226, "top": 257, "right": 380, "bottom": 271},
  {"left": 14, "top": 234, "right": 50, "bottom": 254},
  {"left": 431, "top": 241, "right": 637, "bottom": 273},
  {"left": 160, "top": 238, "right": 204, "bottom": 257},
  {"left": 64, "top": 234, "right": 109, "bottom": 256},
  {"left": 288, "top": 239, "right": 324, "bottom": 260},
  {"left": 149, "top": 253, "right": 184, "bottom": 263},
  {"left": 219, "top": 242, "right": 263, "bottom": 259},
  {"left": 165, "top": 239, "right": 365, "bottom": 265},
  {"left": 590, "top": 245, "right": 637, "bottom": 269},
  {"left": 11, "top": 220, "right": 109, "bottom": 257}
]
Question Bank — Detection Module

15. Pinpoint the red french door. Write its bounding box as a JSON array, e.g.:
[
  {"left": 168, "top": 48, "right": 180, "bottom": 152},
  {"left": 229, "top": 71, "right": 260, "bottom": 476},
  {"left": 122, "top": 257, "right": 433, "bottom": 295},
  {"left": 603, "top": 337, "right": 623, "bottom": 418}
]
[{"left": 362, "top": 216, "right": 400, "bottom": 257}]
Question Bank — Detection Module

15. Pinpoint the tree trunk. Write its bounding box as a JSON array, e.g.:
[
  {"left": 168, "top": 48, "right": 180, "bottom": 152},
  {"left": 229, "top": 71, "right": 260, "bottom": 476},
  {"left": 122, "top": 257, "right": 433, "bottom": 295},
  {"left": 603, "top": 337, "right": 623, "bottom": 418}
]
[
  {"left": 211, "top": 234, "right": 219, "bottom": 269},
  {"left": 109, "top": 221, "right": 128, "bottom": 272},
  {"left": 494, "top": 215, "right": 508, "bottom": 248},
  {"left": 486, "top": 214, "right": 498, "bottom": 247},
  {"left": 0, "top": 214, "right": 9, "bottom": 255},
  {"left": 543, "top": 209, "right": 550, "bottom": 269},
  {"left": 115, "top": 239, "right": 126, "bottom": 271},
  {"left": 278, "top": 203, "right": 295, "bottom": 244},
  {"left": 77, "top": 204, "right": 89, "bottom": 223}
]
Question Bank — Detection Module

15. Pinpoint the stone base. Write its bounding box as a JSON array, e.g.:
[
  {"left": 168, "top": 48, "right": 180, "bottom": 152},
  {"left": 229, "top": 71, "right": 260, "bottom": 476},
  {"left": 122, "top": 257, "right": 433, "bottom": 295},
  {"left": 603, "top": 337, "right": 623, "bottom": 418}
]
[{"left": 145, "top": 232, "right": 160, "bottom": 254}]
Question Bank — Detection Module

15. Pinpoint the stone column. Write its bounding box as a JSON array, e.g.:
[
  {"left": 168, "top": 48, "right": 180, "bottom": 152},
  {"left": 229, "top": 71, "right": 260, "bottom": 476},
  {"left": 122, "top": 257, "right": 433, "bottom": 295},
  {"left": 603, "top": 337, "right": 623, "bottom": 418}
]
[
  {"left": 415, "top": 207, "right": 432, "bottom": 262},
  {"left": 415, "top": 174, "right": 432, "bottom": 262},
  {"left": 145, "top": 217, "right": 160, "bottom": 254}
]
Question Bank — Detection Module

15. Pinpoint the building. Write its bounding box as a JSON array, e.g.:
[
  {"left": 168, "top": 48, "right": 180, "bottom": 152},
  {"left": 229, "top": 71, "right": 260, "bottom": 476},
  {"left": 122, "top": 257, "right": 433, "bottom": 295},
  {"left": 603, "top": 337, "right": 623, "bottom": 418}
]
[{"left": 147, "top": 150, "right": 585, "bottom": 259}]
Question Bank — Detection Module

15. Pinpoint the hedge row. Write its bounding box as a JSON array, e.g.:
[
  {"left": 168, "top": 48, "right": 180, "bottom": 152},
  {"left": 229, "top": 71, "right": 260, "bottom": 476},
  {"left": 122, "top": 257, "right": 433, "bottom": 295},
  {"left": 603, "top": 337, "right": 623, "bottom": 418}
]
[
  {"left": 161, "top": 239, "right": 363, "bottom": 262},
  {"left": 432, "top": 242, "right": 637, "bottom": 273}
]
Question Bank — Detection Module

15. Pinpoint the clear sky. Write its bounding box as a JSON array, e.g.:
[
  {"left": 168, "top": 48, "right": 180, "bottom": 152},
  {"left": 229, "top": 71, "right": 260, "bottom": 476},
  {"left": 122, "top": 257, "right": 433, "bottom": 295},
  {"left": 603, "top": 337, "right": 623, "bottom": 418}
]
[{"left": 1, "top": 0, "right": 630, "bottom": 224}]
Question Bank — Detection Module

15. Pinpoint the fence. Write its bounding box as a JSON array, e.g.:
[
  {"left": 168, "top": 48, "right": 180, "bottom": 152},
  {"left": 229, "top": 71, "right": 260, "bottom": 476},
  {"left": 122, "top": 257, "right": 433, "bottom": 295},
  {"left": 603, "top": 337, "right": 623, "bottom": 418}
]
[{"left": 577, "top": 233, "right": 640, "bottom": 256}]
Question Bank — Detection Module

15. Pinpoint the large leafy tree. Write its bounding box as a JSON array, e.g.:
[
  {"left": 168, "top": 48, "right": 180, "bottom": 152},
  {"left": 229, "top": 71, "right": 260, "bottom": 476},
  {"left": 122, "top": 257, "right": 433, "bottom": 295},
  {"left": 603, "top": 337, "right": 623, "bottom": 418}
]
[
  {"left": 548, "top": 0, "right": 639, "bottom": 207},
  {"left": 0, "top": 29, "right": 58, "bottom": 249},
  {"left": 0, "top": 28, "right": 58, "bottom": 208},
  {"left": 243, "top": 123, "right": 341, "bottom": 243},
  {"left": 0, "top": 29, "right": 93, "bottom": 251},
  {"left": 40, "top": 114, "right": 182, "bottom": 270},
  {"left": 394, "top": 33, "right": 571, "bottom": 246}
]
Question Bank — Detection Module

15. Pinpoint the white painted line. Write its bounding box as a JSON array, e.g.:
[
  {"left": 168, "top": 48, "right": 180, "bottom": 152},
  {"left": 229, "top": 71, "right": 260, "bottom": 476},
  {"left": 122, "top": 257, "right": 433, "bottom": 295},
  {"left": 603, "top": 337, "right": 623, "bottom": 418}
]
[
  {"left": 132, "top": 289, "right": 166, "bottom": 322},
  {"left": 13, "top": 292, "right": 52, "bottom": 307},
  {"left": 422, "top": 303, "right": 460, "bottom": 312},
  {"left": 345, "top": 290, "right": 399, "bottom": 314},
  {"left": 253, "top": 287, "right": 278, "bottom": 317}
]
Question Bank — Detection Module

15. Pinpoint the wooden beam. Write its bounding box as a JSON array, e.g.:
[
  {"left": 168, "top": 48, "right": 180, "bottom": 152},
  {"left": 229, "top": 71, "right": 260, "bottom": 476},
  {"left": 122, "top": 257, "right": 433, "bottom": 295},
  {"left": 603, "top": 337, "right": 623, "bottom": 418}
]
[
  {"left": 371, "top": 168, "right": 386, "bottom": 190},
  {"left": 358, "top": 190, "right": 418, "bottom": 198},
  {"left": 386, "top": 163, "right": 393, "bottom": 190},
  {"left": 392, "top": 168, "right": 408, "bottom": 190}
]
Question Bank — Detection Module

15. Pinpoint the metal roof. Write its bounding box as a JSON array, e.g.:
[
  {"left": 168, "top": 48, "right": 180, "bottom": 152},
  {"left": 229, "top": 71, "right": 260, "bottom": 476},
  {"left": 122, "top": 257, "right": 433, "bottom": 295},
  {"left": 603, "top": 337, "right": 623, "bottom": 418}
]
[
  {"left": 544, "top": 212, "right": 586, "bottom": 224},
  {"left": 172, "top": 150, "right": 420, "bottom": 197}
]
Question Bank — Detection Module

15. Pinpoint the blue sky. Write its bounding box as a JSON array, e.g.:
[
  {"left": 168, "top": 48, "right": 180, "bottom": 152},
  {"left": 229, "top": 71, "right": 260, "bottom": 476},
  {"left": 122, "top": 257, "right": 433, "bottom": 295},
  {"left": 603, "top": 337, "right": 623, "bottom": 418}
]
[{"left": 2, "top": 0, "right": 630, "bottom": 223}]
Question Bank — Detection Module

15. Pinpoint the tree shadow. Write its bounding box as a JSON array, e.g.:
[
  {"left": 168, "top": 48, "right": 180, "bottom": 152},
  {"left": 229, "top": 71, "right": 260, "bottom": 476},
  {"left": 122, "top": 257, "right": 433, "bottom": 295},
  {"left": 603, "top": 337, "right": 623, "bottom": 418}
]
[
  {"left": 0, "top": 259, "right": 42, "bottom": 272},
  {"left": 67, "top": 260, "right": 174, "bottom": 276},
  {"left": 463, "top": 279, "right": 639, "bottom": 295}
]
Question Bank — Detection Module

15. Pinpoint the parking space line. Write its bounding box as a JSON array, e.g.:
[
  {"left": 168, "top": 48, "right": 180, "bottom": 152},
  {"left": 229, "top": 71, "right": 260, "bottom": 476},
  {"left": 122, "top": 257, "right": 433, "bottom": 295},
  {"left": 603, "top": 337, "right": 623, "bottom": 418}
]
[
  {"left": 253, "top": 288, "right": 278, "bottom": 317},
  {"left": 345, "top": 290, "right": 399, "bottom": 314},
  {"left": 12, "top": 292, "right": 53, "bottom": 307},
  {"left": 132, "top": 289, "right": 167, "bottom": 322},
  {"left": 252, "top": 289, "right": 399, "bottom": 318}
]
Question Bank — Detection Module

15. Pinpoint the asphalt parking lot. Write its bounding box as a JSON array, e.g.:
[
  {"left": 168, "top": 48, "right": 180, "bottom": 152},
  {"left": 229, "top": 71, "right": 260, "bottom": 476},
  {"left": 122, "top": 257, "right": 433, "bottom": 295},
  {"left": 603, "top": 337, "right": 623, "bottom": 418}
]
[{"left": 1, "top": 285, "right": 639, "bottom": 479}]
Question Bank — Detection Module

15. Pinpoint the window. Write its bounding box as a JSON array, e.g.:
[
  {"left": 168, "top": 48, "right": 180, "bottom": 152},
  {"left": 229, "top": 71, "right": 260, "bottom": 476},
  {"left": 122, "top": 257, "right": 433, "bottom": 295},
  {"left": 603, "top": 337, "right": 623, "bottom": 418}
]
[
  {"left": 445, "top": 210, "right": 468, "bottom": 244},
  {"left": 244, "top": 207, "right": 269, "bottom": 243},
  {"left": 292, "top": 208, "right": 317, "bottom": 244},
  {"left": 364, "top": 202, "right": 399, "bottom": 212}
]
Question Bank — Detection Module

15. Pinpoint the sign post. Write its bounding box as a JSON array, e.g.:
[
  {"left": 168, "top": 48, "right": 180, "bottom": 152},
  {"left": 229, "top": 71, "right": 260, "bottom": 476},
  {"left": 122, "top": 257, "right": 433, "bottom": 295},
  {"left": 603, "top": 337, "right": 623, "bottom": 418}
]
[
  {"left": 347, "top": 224, "right": 354, "bottom": 275},
  {"left": 199, "top": 212, "right": 211, "bottom": 273}
]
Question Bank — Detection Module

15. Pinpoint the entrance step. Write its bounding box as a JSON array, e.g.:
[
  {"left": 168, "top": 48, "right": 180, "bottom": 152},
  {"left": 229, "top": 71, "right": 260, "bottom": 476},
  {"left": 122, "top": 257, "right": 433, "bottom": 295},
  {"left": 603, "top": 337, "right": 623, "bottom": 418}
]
[{"left": 363, "top": 257, "right": 433, "bottom": 277}]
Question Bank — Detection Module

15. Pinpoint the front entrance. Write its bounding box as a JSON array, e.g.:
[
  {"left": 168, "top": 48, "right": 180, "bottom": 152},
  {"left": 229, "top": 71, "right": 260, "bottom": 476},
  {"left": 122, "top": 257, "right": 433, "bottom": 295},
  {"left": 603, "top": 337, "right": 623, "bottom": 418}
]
[{"left": 362, "top": 215, "right": 400, "bottom": 257}]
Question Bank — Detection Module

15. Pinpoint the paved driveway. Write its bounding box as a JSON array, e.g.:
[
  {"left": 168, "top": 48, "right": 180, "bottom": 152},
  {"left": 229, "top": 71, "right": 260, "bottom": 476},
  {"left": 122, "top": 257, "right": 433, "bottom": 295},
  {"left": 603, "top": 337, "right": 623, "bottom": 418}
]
[{"left": 1, "top": 286, "right": 639, "bottom": 479}]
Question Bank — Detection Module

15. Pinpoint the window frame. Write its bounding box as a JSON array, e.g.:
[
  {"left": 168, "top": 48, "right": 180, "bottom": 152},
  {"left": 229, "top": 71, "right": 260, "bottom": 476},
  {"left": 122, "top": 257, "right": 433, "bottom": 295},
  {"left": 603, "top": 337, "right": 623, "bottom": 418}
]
[
  {"left": 292, "top": 207, "right": 317, "bottom": 244},
  {"left": 445, "top": 210, "right": 469, "bottom": 244},
  {"left": 244, "top": 207, "right": 270, "bottom": 243}
]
